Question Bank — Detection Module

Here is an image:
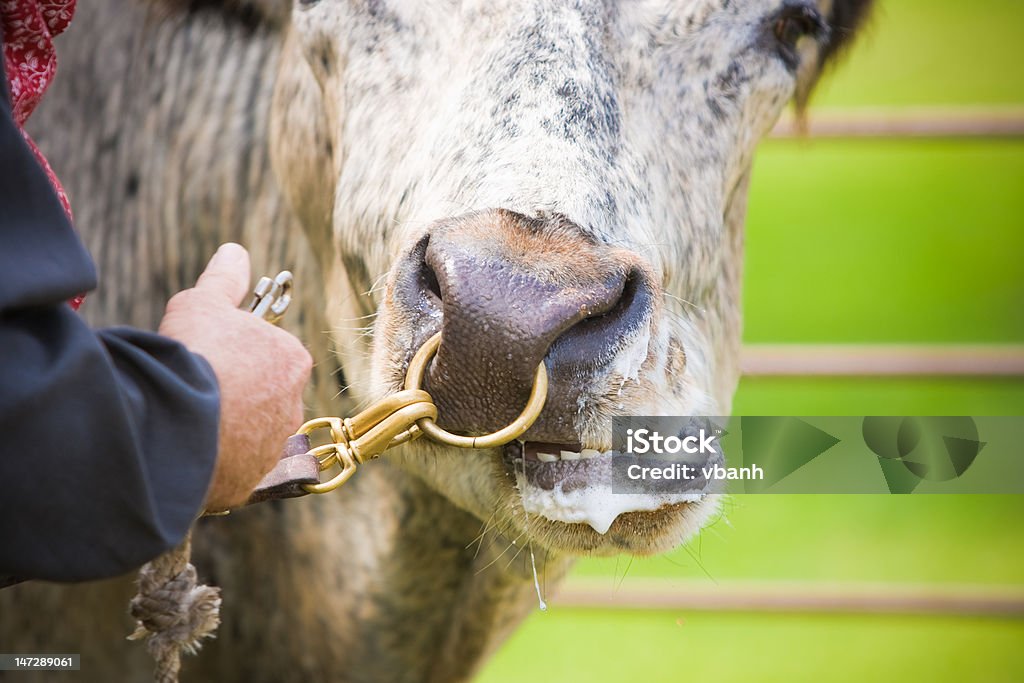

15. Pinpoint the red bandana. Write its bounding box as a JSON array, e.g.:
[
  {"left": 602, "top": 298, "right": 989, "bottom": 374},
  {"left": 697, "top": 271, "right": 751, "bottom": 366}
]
[{"left": 2, "top": 0, "right": 83, "bottom": 309}]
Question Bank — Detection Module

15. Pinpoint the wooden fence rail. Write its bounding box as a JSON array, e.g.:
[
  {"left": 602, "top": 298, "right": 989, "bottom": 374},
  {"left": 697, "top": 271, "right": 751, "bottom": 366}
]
[
  {"left": 554, "top": 578, "right": 1024, "bottom": 618},
  {"left": 771, "top": 107, "right": 1024, "bottom": 140},
  {"left": 741, "top": 344, "right": 1024, "bottom": 377}
]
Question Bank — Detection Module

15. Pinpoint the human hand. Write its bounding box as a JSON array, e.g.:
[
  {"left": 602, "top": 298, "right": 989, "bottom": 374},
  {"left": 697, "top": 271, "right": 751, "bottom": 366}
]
[{"left": 158, "top": 243, "right": 313, "bottom": 510}]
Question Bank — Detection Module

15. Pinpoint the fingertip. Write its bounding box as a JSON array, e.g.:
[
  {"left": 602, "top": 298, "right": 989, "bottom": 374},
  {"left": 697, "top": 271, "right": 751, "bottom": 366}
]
[
  {"left": 196, "top": 243, "right": 252, "bottom": 305},
  {"left": 209, "top": 242, "right": 250, "bottom": 270}
]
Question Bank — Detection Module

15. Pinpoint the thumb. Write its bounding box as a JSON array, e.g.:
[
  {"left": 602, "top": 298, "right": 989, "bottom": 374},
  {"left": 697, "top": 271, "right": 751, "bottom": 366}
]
[{"left": 194, "top": 243, "right": 252, "bottom": 306}]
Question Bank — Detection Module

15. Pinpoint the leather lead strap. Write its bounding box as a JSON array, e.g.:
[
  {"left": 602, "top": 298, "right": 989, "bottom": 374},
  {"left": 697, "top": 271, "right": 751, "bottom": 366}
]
[{"left": 245, "top": 434, "right": 318, "bottom": 505}]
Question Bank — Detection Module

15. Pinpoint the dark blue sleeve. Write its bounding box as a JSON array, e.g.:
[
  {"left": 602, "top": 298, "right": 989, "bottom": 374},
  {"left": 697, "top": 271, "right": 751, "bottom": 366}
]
[
  {"left": 0, "top": 41, "right": 221, "bottom": 582},
  {"left": 0, "top": 317, "right": 221, "bottom": 582}
]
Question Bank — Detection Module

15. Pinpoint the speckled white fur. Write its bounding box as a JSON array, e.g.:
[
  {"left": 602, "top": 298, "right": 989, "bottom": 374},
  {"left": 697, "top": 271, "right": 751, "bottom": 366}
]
[{"left": 274, "top": 0, "right": 830, "bottom": 554}]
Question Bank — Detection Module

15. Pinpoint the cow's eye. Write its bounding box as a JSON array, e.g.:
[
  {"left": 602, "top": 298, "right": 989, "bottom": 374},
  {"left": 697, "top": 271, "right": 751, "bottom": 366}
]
[{"left": 771, "top": 3, "right": 827, "bottom": 69}]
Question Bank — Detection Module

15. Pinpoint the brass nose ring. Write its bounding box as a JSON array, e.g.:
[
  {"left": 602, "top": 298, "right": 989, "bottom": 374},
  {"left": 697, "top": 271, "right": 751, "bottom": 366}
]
[{"left": 403, "top": 332, "right": 548, "bottom": 449}]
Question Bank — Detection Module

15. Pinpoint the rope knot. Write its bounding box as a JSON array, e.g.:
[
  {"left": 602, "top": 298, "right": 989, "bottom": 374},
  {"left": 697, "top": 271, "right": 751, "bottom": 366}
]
[{"left": 127, "top": 535, "right": 221, "bottom": 683}]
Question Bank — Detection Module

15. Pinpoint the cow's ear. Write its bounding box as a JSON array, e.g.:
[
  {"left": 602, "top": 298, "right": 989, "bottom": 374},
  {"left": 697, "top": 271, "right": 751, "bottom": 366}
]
[
  {"left": 151, "top": 0, "right": 291, "bottom": 29},
  {"left": 795, "top": 0, "right": 875, "bottom": 108},
  {"left": 820, "top": 0, "right": 875, "bottom": 68}
]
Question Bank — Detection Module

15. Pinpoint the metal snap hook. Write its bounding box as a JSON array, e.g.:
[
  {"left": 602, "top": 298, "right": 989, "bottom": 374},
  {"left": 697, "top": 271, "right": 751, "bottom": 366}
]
[
  {"left": 403, "top": 332, "right": 548, "bottom": 449},
  {"left": 248, "top": 270, "right": 293, "bottom": 324}
]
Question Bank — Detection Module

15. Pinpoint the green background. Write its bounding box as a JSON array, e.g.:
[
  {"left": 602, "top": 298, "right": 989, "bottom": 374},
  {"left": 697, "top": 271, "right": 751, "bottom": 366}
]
[{"left": 480, "top": 1, "right": 1024, "bottom": 681}]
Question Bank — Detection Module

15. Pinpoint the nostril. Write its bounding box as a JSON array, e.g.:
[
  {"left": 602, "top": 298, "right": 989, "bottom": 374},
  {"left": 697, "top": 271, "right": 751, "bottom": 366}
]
[
  {"left": 580, "top": 269, "right": 640, "bottom": 326},
  {"left": 548, "top": 268, "right": 653, "bottom": 372},
  {"left": 394, "top": 234, "right": 445, "bottom": 315},
  {"left": 420, "top": 259, "right": 443, "bottom": 303}
]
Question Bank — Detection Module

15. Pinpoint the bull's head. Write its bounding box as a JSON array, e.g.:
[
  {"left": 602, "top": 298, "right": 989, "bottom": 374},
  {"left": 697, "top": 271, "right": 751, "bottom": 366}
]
[{"left": 271, "top": 0, "right": 871, "bottom": 556}]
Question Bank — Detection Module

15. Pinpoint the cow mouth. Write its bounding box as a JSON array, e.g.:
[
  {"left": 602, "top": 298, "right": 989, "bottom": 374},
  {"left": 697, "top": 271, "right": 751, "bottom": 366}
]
[{"left": 501, "top": 440, "right": 709, "bottom": 535}]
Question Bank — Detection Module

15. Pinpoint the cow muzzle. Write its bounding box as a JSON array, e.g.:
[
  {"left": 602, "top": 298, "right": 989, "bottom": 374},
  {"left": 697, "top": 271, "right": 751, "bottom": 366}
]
[{"left": 390, "top": 209, "right": 655, "bottom": 443}]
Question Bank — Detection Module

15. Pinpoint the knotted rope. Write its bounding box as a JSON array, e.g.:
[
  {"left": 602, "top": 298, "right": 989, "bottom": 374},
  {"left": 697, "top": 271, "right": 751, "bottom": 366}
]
[{"left": 127, "top": 531, "right": 221, "bottom": 683}]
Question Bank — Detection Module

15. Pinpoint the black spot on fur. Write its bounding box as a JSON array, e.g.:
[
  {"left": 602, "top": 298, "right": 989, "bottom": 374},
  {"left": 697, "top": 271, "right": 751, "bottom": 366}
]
[
  {"left": 125, "top": 172, "right": 140, "bottom": 198},
  {"left": 317, "top": 42, "right": 333, "bottom": 73},
  {"left": 557, "top": 79, "right": 617, "bottom": 143},
  {"left": 601, "top": 190, "right": 618, "bottom": 217},
  {"left": 705, "top": 60, "right": 748, "bottom": 121},
  {"left": 707, "top": 98, "right": 725, "bottom": 122},
  {"left": 715, "top": 60, "right": 745, "bottom": 102},
  {"left": 492, "top": 91, "right": 522, "bottom": 136},
  {"left": 363, "top": 0, "right": 407, "bottom": 36}
]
